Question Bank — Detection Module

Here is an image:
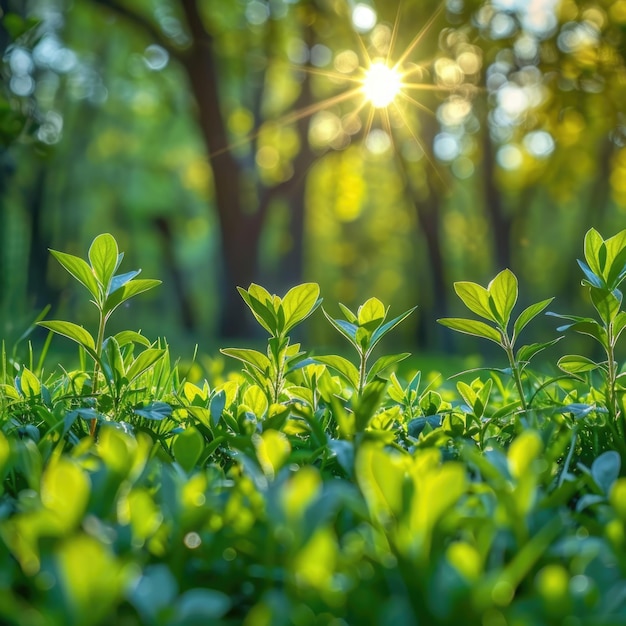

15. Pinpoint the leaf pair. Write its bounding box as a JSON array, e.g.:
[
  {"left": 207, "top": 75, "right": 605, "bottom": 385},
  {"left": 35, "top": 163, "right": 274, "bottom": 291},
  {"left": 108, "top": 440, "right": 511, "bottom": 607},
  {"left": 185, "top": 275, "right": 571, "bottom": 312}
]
[
  {"left": 580, "top": 228, "right": 626, "bottom": 293},
  {"left": 47, "top": 234, "right": 160, "bottom": 322},
  {"left": 438, "top": 269, "right": 553, "bottom": 351},
  {"left": 321, "top": 297, "right": 415, "bottom": 394},
  {"left": 237, "top": 283, "right": 322, "bottom": 339}
]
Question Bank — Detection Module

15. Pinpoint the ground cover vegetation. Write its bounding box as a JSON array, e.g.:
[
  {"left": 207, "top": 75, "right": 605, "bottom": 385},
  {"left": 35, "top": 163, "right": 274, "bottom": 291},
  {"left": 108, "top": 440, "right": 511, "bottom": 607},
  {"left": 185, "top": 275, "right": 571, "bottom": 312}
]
[{"left": 3, "top": 229, "right": 626, "bottom": 625}]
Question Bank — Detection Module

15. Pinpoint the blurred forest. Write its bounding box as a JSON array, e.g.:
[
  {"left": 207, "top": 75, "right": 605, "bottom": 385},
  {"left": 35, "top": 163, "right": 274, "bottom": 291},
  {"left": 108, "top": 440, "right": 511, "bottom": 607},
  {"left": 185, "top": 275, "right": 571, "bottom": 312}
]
[{"left": 1, "top": 0, "right": 626, "bottom": 356}]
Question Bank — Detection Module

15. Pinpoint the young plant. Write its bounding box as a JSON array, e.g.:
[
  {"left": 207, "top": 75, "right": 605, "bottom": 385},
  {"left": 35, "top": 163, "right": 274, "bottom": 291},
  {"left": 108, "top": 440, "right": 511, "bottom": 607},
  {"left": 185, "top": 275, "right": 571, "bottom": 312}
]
[
  {"left": 318, "top": 298, "right": 416, "bottom": 395},
  {"left": 221, "top": 283, "right": 322, "bottom": 405},
  {"left": 549, "top": 228, "right": 626, "bottom": 430},
  {"left": 438, "top": 269, "right": 558, "bottom": 413},
  {"left": 38, "top": 233, "right": 161, "bottom": 434}
]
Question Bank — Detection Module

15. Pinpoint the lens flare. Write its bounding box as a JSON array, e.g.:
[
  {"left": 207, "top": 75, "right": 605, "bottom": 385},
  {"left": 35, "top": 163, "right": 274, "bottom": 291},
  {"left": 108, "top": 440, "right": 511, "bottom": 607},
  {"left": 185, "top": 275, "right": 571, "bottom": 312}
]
[{"left": 362, "top": 62, "right": 402, "bottom": 108}]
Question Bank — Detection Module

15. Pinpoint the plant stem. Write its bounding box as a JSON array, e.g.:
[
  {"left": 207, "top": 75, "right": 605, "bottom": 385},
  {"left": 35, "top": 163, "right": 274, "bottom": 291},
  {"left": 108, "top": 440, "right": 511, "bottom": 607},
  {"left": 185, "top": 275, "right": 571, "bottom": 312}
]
[
  {"left": 358, "top": 353, "right": 367, "bottom": 396},
  {"left": 90, "top": 310, "right": 107, "bottom": 436},
  {"left": 503, "top": 335, "right": 528, "bottom": 413}
]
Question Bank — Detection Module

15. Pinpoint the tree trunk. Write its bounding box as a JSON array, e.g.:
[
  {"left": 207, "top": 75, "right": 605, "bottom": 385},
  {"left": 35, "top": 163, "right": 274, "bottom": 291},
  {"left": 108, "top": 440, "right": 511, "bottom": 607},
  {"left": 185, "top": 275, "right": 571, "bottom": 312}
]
[{"left": 178, "top": 0, "right": 268, "bottom": 337}]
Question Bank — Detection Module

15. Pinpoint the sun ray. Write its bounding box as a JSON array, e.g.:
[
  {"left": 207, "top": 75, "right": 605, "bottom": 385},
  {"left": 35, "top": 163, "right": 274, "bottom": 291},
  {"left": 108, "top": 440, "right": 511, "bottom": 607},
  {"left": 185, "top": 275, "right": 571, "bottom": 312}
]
[
  {"left": 205, "top": 0, "right": 477, "bottom": 170},
  {"left": 397, "top": 90, "right": 437, "bottom": 117},
  {"left": 386, "top": 0, "right": 404, "bottom": 66},
  {"left": 394, "top": 2, "right": 445, "bottom": 68},
  {"left": 391, "top": 100, "right": 445, "bottom": 183},
  {"left": 363, "top": 104, "right": 377, "bottom": 141}
]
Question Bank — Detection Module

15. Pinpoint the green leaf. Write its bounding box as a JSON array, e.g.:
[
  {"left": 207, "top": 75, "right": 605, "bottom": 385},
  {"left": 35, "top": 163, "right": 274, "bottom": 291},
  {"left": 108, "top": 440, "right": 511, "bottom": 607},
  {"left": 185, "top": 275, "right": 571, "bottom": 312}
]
[
  {"left": 88, "top": 233, "right": 119, "bottom": 291},
  {"left": 104, "top": 279, "right": 161, "bottom": 317},
  {"left": 369, "top": 306, "right": 417, "bottom": 354},
  {"left": 557, "top": 355, "right": 602, "bottom": 375},
  {"left": 513, "top": 298, "right": 554, "bottom": 340},
  {"left": 19, "top": 368, "right": 41, "bottom": 397},
  {"left": 173, "top": 427, "right": 205, "bottom": 473},
  {"left": 243, "top": 385, "right": 269, "bottom": 418},
  {"left": 367, "top": 353, "right": 410, "bottom": 382},
  {"left": 605, "top": 230, "right": 626, "bottom": 282},
  {"left": 282, "top": 283, "right": 321, "bottom": 334},
  {"left": 38, "top": 320, "right": 96, "bottom": 354},
  {"left": 590, "top": 288, "right": 622, "bottom": 325},
  {"left": 323, "top": 309, "right": 360, "bottom": 352},
  {"left": 613, "top": 312, "right": 626, "bottom": 342},
  {"left": 113, "top": 330, "right": 151, "bottom": 348},
  {"left": 516, "top": 338, "right": 562, "bottom": 364},
  {"left": 454, "top": 281, "right": 495, "bottom": 322},
  {"left": 437, "top": 318, "right": 502, "bottom": 344},
  {"left": 125, "top": 349, "right": 166, "bottom": 384},
  {"left": 103, "top": 337, "right": 125, "bottom": 386},
  {"left": 314, "top": 355, "right": 360, "bottom": 389},
  {"left": 220, "top": 348, "right": 271, "bottom": 375},
  {"left": 50, "top": 250, "right": 99, "bottom": 300},
  {"left": 237, "top": 286, "right": 276, "bottom": 335},
  {"left": 488, "top": 269, "right": 518, "bottom": 328},
  {"left": 584, "top": 228, "right": 606, "bottom": 278},
  {"left": 357, "top": 297, "right": 386, "bottom": 327},
  {"left": 338, "top": 303, "right": 358, "bottom": 323}
]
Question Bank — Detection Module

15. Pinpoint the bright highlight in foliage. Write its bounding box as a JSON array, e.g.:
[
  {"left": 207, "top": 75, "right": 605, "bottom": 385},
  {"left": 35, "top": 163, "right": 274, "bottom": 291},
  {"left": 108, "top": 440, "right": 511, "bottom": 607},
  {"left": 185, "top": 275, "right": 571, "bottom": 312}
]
[{"left": 362, "top": 62, "right": 402, "bottom": 108}]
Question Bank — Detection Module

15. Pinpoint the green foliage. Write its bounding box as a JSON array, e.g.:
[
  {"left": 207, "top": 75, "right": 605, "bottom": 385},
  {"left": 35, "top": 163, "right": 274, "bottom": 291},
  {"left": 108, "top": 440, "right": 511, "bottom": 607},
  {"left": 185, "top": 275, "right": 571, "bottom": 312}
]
[
  {"left": 4, "top": 230, "right": 626, "bottom": 625},
  {"left": 550, "top": 228, "right": 626, "bottom": 449},
  {"left": 439, "top": 268, "right": 560, "bottom": 412}
]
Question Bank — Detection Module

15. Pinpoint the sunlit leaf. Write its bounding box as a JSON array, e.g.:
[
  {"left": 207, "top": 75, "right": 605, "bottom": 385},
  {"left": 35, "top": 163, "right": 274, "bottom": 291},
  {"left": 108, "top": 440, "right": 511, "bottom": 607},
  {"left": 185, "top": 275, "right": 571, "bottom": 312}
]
[
  {"left": 282, "top": 283, "right": 321, "bottom": 334},
  {"left": 314, "top": 355, "right": 360, "bottom": 389},
  {"left": 437, "top": 317, "right": 501, "bottom": 344},
  {"left": 369, "top": 306, "right": 416, "bottom": 353},
  {"left": 88, "top": 233, "right": 119, "bottom": 291},
  {"left": 37, "top": 320, "right": 96, "bottom": 355},
  {"left": 488, "top": 269, "right": 518, "bottom": 328},
  {"left": 254, "top": 429, "right": 291, "bottom": 479},
  {"left": 367, "top": 352, "right": 410, "bottom": 382},
  {"left": 125, "top": 348, "right": 166, "bottom": 384},
  {"left": 220, "top": 348, "right": 271, "bottom": 375},
  {"left": 513, "top": 298, "right": 554, "bottom": 340},
  {"left": 584, "top": 228, "right": 606, "bottom": 277},
  {"left": 454, "top": 281, "right": 495, "bottom": 322},
  {"left": 557, "top": 354, "right": 602, "bottom": 375},
  {"left": 50, "top": 250, "right": 99, "bottom": 300},
  {"left": 104, "top": 279, "right": 161, "bottom": 317}
]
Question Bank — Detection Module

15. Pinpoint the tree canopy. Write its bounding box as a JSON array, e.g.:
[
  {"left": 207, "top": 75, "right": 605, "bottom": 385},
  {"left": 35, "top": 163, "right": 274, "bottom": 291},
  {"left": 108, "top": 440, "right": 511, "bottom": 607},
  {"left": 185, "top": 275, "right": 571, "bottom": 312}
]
[{"left": 2, "top": 0, "right": 626, "bottom": 351}]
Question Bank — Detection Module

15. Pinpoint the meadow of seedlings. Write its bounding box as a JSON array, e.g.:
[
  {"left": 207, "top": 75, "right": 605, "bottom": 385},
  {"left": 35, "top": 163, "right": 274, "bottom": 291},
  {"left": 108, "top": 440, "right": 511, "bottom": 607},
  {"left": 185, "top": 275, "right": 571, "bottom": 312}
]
[{"left": 3, "top": 229, "right": 626, "bottom": 625}]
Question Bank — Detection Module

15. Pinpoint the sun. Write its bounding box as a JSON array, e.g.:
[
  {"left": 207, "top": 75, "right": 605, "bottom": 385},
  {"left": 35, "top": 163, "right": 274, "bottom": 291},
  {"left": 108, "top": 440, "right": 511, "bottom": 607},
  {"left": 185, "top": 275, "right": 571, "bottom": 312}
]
[{"left": 362, "top": 62, "right": 402, "bottom": 108}]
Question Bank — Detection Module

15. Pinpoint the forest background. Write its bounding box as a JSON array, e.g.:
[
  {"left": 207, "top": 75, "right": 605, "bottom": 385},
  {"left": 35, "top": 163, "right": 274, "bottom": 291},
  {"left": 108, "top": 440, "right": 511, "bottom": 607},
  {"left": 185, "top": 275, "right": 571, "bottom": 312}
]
[{"left": 2, "top": 0, "right": 626, "bottom": 362}]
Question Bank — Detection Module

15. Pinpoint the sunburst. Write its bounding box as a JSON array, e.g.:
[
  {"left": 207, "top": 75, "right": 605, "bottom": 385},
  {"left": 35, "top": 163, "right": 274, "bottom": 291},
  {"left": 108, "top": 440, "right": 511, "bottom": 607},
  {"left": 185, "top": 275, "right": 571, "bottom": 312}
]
[{"left": 214, "top": 2, "right": 474, "bottom": 163}]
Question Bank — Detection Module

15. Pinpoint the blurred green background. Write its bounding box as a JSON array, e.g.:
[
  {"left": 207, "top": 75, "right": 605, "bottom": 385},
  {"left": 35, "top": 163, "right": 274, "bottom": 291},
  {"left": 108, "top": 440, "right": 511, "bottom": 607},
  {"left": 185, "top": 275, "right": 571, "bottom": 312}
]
[{"left": 1, "top": 0, "right": 626, "bottom": 360}]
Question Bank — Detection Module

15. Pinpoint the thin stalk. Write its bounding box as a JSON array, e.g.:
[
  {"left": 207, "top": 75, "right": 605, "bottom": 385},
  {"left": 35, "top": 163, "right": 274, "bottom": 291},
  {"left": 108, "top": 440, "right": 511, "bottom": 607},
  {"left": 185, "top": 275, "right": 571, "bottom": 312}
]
[
  {"left": 606, "top": 329, "right": 618, "bottom": 423},
  {"left": 503, "top": 335, "right": 528, "bottom": 413},
  {"left": 90, "top": 310, "right": 107, "bottom": 436},
  {"left": 358, "top": 352, "right": 367, "bottom": 396}
]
